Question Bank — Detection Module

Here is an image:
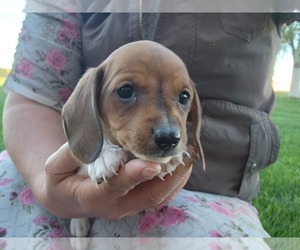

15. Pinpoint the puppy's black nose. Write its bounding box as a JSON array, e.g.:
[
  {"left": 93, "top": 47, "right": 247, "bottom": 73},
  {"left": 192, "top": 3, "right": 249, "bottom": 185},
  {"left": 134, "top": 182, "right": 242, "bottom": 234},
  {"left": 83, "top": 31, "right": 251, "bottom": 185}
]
[{"left": 154, "top": 128, "right": 180, "bottom": 152}]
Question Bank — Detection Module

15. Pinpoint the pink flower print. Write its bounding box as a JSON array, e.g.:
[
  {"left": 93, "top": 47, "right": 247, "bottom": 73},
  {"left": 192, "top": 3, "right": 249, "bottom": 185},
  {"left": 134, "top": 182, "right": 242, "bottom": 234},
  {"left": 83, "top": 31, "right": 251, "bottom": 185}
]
[
  {"left": 0, "top": 227, "right": 7, "bottom": 237},
  {"left": 237, "top": 204, "right": 255, "bottom": 218},
  {"left": 17, "top": 59, "right": 33, "bottom": 78},
  {"left": 208, "top": 202, "right": 234, "bottom": 218},
  {"left": 47, "top": 221, "right": 67, "bottom": 237},
  {"left": 10, "top": 191, "right": 18, "bottom": 202},
  {"left": 58, "top": 87, "right": 73, "bottom": 103},
  {"left": 61, "top": 19, "right": 80, "bottom": 39},
  {"left": 209, "top": 230, "right": 222, "bottom": 237},
  {"left": 137, "top": 211, "right": 159, "bottom": 234},
  {"left": 184, "top": 196, "right": 198, "bottom": 203},
  {"left": 0, "top": 150, "right": 8, "bottom": 161},
  {"left": 56, "top": 30, "right": 68, "bottom": 44},
  {"left": 0, "top": 239, "right": 6, "bottom": 248},
  {"left": 156, "top": 205, "right": 168, "bottom": 216},
  {"left": 159, "top": 207, "right": 186, "bottom": 227},
  {"left": 18, "top": 187, "right": 35, "bottom": 205},
  {"left": 51, "top": 221, "right": 64, "bottom": 230},
  {"left": 47, "top": 228, "right": 67, "bottom": 237},
  {"left": 46, "top": 240, "right": 70, "bottom": 250},
  {"left": 33, "top": 215, "right": 48, "bottom": 226},
  {"left": 209, "top": 241, "right": 222, "bottom": 250},
  {"left": 138, "top": 238, "right": 152, "bottom": 247},
  {"left": 45, "top": 48, "right": 67, "bottom": 70},
  {"left": 0, "top": 178, "right": 12, "bottom": 187}
]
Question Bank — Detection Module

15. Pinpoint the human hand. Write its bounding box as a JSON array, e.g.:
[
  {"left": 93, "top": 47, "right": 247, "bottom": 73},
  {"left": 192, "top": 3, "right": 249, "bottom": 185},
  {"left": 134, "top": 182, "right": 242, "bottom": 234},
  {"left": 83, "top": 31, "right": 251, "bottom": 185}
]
[{"left": 41, "top": 143, "right": 193, "bottom": 219}]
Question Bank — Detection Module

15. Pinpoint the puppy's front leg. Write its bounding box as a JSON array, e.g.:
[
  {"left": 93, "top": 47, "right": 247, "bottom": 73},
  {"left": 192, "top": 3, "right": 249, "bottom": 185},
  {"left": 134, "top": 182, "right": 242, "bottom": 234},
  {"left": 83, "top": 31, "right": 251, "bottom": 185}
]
[
  {"left": 86, "top": 140, "right": 129, "bottom": 184},
  {"left": 70, "top": 218, "right": 90, "bottom": 237},
  {"left": 70, "top": 140, "right": 129, "bottom": 237}
]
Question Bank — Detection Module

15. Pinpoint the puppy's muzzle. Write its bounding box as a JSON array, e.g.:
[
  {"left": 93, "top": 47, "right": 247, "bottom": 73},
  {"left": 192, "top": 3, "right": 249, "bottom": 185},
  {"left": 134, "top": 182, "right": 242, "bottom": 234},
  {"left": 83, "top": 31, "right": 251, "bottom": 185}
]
[{"left": 153, "top": 126, "right": 180, "bottom": 153}]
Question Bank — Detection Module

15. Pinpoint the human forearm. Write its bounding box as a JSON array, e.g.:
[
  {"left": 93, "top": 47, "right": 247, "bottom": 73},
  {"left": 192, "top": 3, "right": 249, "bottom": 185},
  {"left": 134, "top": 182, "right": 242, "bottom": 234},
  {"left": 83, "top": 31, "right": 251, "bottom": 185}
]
[{"left": 3, "top": 91, "right": 66, "bottom": 198}]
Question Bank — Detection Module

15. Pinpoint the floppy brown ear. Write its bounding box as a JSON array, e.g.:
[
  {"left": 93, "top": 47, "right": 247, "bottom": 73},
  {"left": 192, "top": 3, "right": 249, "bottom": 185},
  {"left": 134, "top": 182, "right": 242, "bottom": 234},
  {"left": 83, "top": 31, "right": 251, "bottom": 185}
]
[
  {"left": 190, "top": 81, "right": 206, "bottom": 171},
  {"left": 61, "top": 66, "right": 104, "bottom": 164}
]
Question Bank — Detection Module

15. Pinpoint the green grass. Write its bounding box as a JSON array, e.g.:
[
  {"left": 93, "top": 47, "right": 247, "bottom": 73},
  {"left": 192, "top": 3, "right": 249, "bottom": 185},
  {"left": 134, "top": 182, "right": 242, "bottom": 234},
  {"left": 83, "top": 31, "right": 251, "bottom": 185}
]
[
  {"left": 253, "top": 92, "right": 300, "bottom": 237},
  {"left": 0, "top": 86, "right": 298, "bottom": 237}
]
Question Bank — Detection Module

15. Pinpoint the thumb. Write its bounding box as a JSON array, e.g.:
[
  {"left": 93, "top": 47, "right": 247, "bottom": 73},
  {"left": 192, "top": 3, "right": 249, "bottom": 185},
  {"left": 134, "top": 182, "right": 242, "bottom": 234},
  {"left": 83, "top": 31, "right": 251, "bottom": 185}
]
[{"left": 45, "top": 142, "right": 81, "bottom": 182}]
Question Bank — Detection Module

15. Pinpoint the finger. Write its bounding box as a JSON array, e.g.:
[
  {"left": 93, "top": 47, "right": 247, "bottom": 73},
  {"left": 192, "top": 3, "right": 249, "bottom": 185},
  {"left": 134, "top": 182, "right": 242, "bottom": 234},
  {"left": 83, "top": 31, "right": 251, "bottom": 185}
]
[
  {"left": 160, "top": 146, "right": 198, "bottom": 203},
  {"left": 162, "top": 164, "right": 193, "bottom": 204},
  {"left": 162, "top": 147, "right": 196, "bottom": 203},
  {"left": 72, "top": 160, "right": 162, "bottom": 218},
  {"left": 99, "top": 159, "right": 161, "bottom": 198},
  {"left": 147, "top": 156, "right": 193, "bottom": 206},
  {"left": 119, "top": 156, "right": 193, "bottom": 215},
  {"left": 45, "top": 142, "right": 81, "bottom": 182}
]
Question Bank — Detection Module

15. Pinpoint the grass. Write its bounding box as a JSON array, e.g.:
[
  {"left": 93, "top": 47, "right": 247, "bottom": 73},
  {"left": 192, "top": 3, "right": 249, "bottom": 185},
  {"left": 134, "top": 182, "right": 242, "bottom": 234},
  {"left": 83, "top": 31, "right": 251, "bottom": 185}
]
[
  {"left": 253, "top": 92, "right": 300, "bottom": 237},
  {"left": 0, "top": 80, "right": 298, "bottom": 237}
]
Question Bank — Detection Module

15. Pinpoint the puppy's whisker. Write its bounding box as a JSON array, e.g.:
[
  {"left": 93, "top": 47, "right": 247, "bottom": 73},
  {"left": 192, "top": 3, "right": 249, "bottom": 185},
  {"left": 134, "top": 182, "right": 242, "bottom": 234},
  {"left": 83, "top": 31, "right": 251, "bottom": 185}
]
[
  {"left": 184, "top": 149, "right": 191, "bottom": 159},
  {"left": 185, "top": 145, "right": 200, "bottom": 159},
  {"left": 122, "top": 143, "right": 135, "bottom": 157}
]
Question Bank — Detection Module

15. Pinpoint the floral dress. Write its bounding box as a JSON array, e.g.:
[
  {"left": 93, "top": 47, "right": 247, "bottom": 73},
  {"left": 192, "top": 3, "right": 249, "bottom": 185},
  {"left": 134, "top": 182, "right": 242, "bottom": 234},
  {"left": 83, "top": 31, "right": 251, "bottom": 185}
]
[
  {"left": 4, "top": 13, "right": 83, "bottom": 111},
  {"left": 0, "top": 150, "right": 270, "bottom": 241},
  {"left": 1, "top": 13, "right": 270, "bottom": 244}
]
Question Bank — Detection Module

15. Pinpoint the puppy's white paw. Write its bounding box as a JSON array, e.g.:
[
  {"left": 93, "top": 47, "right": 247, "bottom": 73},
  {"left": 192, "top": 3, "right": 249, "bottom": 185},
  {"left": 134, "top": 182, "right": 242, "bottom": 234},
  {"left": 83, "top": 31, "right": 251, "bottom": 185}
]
[
  {"left": 87, "top": 147, "right": 128, "bottom": 184},
  {"left": 70, "top": 237, "right": 90, "bottom": 250},
  {"left": 159, "top": 154, "right": 184, "bottom": 179},
  {"left": 70, "top": 218, "right": 90, "bottom": 237}
]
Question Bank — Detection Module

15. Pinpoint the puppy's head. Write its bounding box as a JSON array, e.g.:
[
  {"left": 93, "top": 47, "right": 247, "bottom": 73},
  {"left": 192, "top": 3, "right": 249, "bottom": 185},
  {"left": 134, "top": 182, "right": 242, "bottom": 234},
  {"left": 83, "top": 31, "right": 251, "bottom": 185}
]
[{"left": 62, "top": 41, "right": 205, "bottom": 168}]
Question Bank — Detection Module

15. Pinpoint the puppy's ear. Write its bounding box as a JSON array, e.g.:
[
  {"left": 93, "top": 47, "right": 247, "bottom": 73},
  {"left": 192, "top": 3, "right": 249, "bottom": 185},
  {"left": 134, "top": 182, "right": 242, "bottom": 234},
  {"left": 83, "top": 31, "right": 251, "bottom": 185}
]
[
  {"left": 62, "top": 66, "right": 104, "bottom": 164},
  {"left": 189, "top": 81, "right": 206, "bottom": 171}
]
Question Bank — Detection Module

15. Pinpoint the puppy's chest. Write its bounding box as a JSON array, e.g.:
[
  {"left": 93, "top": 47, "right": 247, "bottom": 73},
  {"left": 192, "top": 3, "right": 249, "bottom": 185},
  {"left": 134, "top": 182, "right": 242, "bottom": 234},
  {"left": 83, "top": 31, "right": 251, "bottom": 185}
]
[{"left": 77, "top": 138, "right": 184, "bottom": 183}]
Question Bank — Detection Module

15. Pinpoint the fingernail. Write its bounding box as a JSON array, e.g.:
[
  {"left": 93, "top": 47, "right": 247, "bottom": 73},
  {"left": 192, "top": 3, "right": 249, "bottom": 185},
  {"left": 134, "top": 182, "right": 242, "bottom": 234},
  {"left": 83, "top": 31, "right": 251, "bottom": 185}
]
[{"left": 142, "top": 167, "right": 161, "bottom": 179}]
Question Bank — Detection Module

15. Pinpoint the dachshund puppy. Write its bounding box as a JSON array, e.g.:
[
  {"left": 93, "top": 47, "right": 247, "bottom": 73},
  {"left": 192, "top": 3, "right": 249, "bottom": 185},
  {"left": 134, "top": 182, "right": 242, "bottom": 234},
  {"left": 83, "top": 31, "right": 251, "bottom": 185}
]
[{"left": 62, "top": 41, "right": 205, "bottom": 237}]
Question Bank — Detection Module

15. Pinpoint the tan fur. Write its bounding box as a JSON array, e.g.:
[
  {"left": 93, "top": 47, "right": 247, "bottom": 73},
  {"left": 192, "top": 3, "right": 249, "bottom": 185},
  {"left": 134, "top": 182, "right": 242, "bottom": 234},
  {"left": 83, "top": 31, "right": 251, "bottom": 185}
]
[{"left": 62, "top": 40, "right": 205, "bottom": 167}]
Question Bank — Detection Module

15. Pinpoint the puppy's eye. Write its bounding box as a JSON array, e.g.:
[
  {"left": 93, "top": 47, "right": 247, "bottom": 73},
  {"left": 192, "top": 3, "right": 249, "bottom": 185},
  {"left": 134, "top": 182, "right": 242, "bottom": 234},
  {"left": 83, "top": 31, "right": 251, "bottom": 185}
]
[
  {"left": 117, "top": 84, "right": 134, "bottom": 99},
  {"left": 178, "top": 90, "right": 191, "bottom": 105}
]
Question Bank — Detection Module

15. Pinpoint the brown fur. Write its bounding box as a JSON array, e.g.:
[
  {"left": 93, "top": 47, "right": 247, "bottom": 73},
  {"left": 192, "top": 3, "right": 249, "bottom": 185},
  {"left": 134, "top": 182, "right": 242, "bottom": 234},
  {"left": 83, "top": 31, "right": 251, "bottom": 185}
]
[{"left": 62, "top": 41, "right": 205, "bottom": 168}]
